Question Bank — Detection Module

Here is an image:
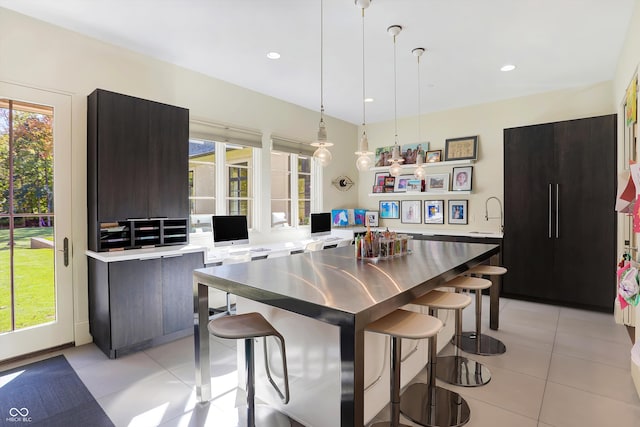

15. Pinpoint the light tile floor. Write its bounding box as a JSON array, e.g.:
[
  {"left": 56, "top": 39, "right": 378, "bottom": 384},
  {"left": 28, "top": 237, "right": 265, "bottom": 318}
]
[{"left": 2, "top": 297, "right": 639, "bottom": 427}]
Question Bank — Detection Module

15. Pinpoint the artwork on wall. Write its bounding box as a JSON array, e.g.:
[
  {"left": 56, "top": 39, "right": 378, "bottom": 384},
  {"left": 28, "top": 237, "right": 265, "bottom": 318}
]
[
  {"left": 444, "top": 136, "right": 478, "bottom": 161},
  {"left": 448, "top": 200, "right": 468, "bottom": 224},
  {"left": 354, "top": 209, "right": 366, "bottom": 225},
  {"left": 406, "top": 179, "right": 423, "bottom": 192},
  {"left": 393, "top": 174, "right": 414, "bottom": 192},
  {"left": 365, "top": 211, "right": 379, "bottom": 227},
  {"left": 425, "top": 173, "right": 449, "bottom": 192},
  {"left": 375, "top": 146, "right": 394, "bottom": 167},
  {"left": 400, "top": 142, "right": 429, "bottom": 164},
  {"left": 452, "top": 166, "right": 473, "bottom": 191},
  {"left": 401, "top": 200, "right": 421, "bottom": 224},
  {"left": 424, "top": 200, "right": 445, "bottom": 224},
  {"left": 379, "top": 200, "right": 400, "bottom": 219},
  {"left": 426, "top": 150, "right": 442, "bottom": 163},
  {"left": 331, "top": 209, "right": 349, "bottom": 226}
]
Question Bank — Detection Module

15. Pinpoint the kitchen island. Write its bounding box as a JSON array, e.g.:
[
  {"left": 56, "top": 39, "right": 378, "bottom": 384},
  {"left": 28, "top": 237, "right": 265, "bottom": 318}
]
[{"left": 193, "top": 240, "right": 499, "bottom": 426}]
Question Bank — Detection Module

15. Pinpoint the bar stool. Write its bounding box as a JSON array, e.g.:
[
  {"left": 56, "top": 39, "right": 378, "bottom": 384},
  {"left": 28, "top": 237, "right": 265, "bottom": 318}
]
[
  {"left": 208, "top": 312, "right": 292, "bottom": 427},
  {"left": 399, "top": 291, "right": 471, "bottom": 427},
  {"left": 449, "top": 276, "right": 506, "bottom": 356},
  {"left": 412, "top": 289, "right": 491, "bottom": 387},
  {"left": 366, "top": 309, "right": 444, "bottom": 427}
]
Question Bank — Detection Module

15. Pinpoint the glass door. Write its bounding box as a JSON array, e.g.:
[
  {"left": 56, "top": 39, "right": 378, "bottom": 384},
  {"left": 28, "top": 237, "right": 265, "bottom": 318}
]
[{"left": 0, "top": 83, "right": 73, "bottom": 361}]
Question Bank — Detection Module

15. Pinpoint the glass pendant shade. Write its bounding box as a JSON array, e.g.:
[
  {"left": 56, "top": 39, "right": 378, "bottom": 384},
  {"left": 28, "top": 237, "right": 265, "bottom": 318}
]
[
  {"left": 389, "top": 161, "right": 403, "bottom": 177},
  {"left": 356, "top": 155, "right": 373, "bottom": 171},
  {"left": 414, "top": 154, "right": 426, "bottom": 179},
  {"left": 355, "top": 131, "right": 373, "bottom": 171},
  {"left": 311, "top": 117, "right": 333, "bottom": 166},
  {"left": 313, "top": 145, "right": 332, "bottom": 167}
]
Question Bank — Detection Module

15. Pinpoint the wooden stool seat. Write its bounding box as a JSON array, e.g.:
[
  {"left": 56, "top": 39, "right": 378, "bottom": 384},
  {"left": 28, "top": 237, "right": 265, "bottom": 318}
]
[
  {"left": 467, "top": 265, "right": 507, "bottom": 276},
  {"left": 208, "top": 312, "right": 280, "bottom": 340},
  {"left": 447, "top": 275, "right": 492, "bottom": 291},
  {"left": 367, "top": 309, "right": 444, "bottom": 427},
  {"left": 412, "top": 289, "right": 471, "bottom": 311},
  {"left": 367, "top": 308, "right": 443, "bottom": 339}
]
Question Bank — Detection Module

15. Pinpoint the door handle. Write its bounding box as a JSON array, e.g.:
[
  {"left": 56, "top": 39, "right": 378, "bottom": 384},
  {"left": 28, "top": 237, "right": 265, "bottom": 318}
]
[
  {"left": 548, "top": 184, "right": 552, "bottom": 238},
  {"left": 63, "top": 237, "right": 69, "bottom": 267},
  {"left": 556, "top": 184, "right": 559, "bottom": 239}
]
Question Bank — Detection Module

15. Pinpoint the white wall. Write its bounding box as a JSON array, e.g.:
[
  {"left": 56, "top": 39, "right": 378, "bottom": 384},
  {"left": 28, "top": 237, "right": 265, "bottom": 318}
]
[
  {"left": 0, "top": 7, "right": 358, "bottom": 345},
  {"left": 359, "top": 82, "right": 615, "bottom": 232}
]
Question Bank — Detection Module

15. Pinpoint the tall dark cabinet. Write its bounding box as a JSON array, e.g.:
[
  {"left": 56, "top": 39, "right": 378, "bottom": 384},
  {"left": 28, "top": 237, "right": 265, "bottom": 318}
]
[
  {"left": 87, "top": 89, "right": 203, "bottom": 358},
  {"left": 87, "top": 89, "right": 189, "bottom": 251},
  {"left": 503, "top": 114, "right": 617, "bottom": 312}
]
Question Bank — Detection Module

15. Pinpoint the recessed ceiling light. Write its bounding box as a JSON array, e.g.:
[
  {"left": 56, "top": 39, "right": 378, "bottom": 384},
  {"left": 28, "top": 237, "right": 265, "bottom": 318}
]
[
  {"left": 267, "top": 52, "right": 281, "bottom": 60},
  {"left": 364, "top": 98, "right": 374, "bottom": 103},
  {"left": 500, "top": 64, "right": 516, "bottom": 72}
]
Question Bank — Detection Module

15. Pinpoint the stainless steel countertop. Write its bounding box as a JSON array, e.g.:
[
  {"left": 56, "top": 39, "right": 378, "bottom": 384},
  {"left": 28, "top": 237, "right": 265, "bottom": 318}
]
[{"left": 193, "top": 240, "right": 499, "bottom": 327}]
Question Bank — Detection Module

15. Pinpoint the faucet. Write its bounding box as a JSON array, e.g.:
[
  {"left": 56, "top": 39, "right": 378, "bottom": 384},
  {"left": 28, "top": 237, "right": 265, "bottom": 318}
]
[{"left": 485, "top": 196, "right": 504, "bottom": 233}]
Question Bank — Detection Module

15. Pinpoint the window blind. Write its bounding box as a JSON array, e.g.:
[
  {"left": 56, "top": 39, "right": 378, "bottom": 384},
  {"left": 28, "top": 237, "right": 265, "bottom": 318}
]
[
  {"left": 271, "top": 136, "right": 315, "bottom": 157},
  {"left": 190, "top": 120, "right": 262, "bottom": 148}
]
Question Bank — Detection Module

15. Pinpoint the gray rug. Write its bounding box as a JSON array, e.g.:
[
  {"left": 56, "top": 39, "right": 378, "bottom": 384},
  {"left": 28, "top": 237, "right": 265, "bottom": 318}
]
[{"left": 0, "top": 355, "right": 114, "bottom": 427}]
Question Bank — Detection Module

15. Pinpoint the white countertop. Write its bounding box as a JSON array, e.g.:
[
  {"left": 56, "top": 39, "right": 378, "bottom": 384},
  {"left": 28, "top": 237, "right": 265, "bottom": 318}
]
[{"left": 86, "top": 244, "right": 206, "bottom": 262}]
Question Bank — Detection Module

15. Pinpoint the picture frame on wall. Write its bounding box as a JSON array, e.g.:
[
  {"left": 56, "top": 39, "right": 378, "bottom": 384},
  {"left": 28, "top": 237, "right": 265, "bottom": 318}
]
[
  {"left": 425, "top": 173, "right": 450, "bottom": 192},
  {"left": 406, "top": 179, "right": 423, "bottom": 192},
  {"left": 448, "top": 200, "right": 468, "bottom": 224},
  {"left": 401, "top": 200, "right": 421, "bottom": 224},
  {"left": 379, "top": 200, "right": 400, "bottom": 219},
  {"left": 384, "top": 176, "right": 396, "bottom": 192},
  {"left": 426, "top": 150, "right": 442, "bottom": 163},
  {"left": 374, "top": 172, "right": 389, "bottom": 187},
  {"left": 452, "top": 166, "right": 473, "bottom": 191},
  {"left": 400, "top": 142, "right": 429, "bottom": 165},
  {"left": 365, "top": 211, "right": 379, "bottom": 227},
  {"left": 393, "top": 174, "right": 414, "bottom": 192},
  {"left": 424, "top": 200, "right": 445, "bottom": 224},
  {"left": 375, "top": 146, "right": 394, "bottom": 167},
  {"left": 444, "top": 136, "right": 478, "bottom": 161}
]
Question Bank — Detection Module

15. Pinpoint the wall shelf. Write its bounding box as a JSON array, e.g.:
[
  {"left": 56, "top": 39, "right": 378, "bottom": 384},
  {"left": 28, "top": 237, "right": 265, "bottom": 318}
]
[
  {"left": 368, "top": 191, "right": 471, "bottom": 197},
  {"left": 369, "top": 159, "right": 474, "bottom": 172}
]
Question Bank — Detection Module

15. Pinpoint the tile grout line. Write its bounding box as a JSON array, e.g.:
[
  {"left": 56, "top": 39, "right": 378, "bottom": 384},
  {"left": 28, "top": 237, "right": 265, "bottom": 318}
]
[{"left": 535, "top": 307, "right": 560, "bottom": 424}]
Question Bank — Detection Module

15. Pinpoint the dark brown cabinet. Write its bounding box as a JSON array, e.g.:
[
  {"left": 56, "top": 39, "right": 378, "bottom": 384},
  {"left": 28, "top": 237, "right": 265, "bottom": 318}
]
[
  {"left": 87, "top": 89, "right": 189, "bottom": 251},
  {"left": 503, "top": 114, "right": 617, "bottom": 312},
  {"left": 88, "top": 251, "right": 204, "bottom": 358}
]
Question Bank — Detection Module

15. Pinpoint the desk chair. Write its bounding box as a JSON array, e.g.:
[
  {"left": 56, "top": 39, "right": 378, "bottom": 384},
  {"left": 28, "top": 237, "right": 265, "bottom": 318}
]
[{"left": 210, "top": 252, "right": 253, "bottom": 316}]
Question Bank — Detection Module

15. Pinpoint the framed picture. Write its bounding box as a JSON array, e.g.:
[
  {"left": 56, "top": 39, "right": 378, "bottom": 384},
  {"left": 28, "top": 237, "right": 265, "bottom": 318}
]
[
  {"left": 424, "top": 200, "right": 445, "bottom": 224},
  {"left": 400, "top": 142, "right": 429, "bottom": 165},
  {"left": 452, "top": 166, "right": 473, "bottom": 191},
  {"left": 426, "top": 150, "right": 442, "bottom": 163},
  {"left": 444, "top": 136, "right": 478, "bottom": 161},
  {"left": 425, "top": 173, "right": 450, "bottom": 192},
  {"left": 373, "top": 185, "right": 384, "bottom": 193},
  {"left": 379, "top": 200, "right": 400, "bottom": 219},
  {"left": 401, "top": 200, "right": 421, "bottom": 224},
  {"left": 406, "top": 179, "right": 422, "bottom": 192},
  {"left": 374, "top": 172, "right": 389, "bottom": 187},
  {"left": 448, "top": 200, "right": 468, "bottom": 224},
  {"left": 375, "top": 146, "right": 394, "bottom": 167},
  {"left": 384, "top": 176, "right": 396, "bottom": 190},
  {"left": 331, "top": 209, "right": 349, "bottom": 226},
  {"left": 354, "top": 209, "right": 366, "bottom": 225},
  {"left": 393, "top": 174, "right": 414, "bottom": 192},
  {"left": 365, "top": 211, "right": 379, "bottom": 227}
]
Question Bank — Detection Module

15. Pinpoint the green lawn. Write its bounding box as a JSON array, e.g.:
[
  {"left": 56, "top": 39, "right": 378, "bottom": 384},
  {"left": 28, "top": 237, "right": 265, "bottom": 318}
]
[{"left": 0, "top": 227, "right": 54, "bottom": 333}]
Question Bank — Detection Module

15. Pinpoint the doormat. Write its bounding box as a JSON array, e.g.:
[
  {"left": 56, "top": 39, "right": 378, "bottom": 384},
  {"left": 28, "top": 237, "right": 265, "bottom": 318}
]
[{"left": 0, "top": 355, "right": 114, "bottom": 427}]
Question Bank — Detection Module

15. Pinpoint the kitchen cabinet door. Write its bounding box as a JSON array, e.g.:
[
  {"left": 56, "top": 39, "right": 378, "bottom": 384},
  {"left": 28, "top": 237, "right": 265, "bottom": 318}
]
[{"left": 162, "top": 252, "right": 204, "bottom": 334}]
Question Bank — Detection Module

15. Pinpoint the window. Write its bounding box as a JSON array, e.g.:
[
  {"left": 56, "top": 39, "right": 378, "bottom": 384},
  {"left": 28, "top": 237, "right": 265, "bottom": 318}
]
[
  {"left": 270, "top": 151, "right": 313, "bottom": 227},
  {"left": 225, "top": 144, "right": 253, "bottom": 225},
  {"left": 188, "top": 139, "right": 215, "bottom": 232}
]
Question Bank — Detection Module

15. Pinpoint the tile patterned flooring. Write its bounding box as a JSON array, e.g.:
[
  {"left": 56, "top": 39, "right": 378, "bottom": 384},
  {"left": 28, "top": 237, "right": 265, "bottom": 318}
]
[{"left": 2, "top": 297, "right": 639, "bottom": 426}]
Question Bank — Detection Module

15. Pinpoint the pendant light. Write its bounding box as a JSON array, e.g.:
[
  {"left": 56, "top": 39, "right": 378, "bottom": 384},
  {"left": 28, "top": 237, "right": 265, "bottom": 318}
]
[
  {"left": 412, "top": 47, "right": 426, "bottom": 180},
  {"left": 311, "top": 0, "right": 333, "bottom": 167},
  {"left": 387, "top": 25, "right": 404, "bottom": 177},
  {"left": 354, "top": 0, "right": 373, "bottom": 171}
]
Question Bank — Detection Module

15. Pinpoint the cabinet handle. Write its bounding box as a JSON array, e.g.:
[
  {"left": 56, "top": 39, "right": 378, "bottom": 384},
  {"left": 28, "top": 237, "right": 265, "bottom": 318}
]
[
  {"left": 162, "top": 254, "right": 182, "bottom": 259},
  {"left": 63, "top": 237, "right": 69, "bottom": 267},
  {"left": 548, "top": 184, "right": 552, "bottom": 238},
  {"left": 556, "top": 183, "right": 559, "bottom": 239}
]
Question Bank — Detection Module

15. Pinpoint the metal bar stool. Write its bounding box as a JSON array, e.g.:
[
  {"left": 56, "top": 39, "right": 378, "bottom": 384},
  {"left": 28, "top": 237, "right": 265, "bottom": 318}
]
[
  {"left": 367, "top": 309, "right": 444, "bottom": 427},
  {"left": 208, "top": 312, "right": 292, "bottom": 427},
  {"left": 414, "top": 289, "right": 491, "bottom": 387},
  {"left": 449, "top": 275, "right": 506, "bottom": 356},
  {"left": 399, "top": 291, "right": 471, "bottom": 427}
]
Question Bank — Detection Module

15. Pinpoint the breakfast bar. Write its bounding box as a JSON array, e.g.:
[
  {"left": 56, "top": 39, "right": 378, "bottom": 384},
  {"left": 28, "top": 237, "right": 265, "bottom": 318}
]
[{"left": 193, "top": 240, "right": 500, "bottom": 426}]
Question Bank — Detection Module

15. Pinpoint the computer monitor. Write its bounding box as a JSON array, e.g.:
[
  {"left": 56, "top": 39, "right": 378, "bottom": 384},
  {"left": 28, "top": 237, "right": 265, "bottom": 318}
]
[
  {"left": 211, "top": 215, "right": 249, "bottom": 247},
  {"left": 310, "top": 212, "right": 332, "bottom": 237}
]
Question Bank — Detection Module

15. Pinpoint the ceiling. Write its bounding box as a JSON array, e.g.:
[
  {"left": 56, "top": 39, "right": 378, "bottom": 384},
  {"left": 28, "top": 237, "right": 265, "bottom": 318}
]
[{"left": 0, "top": 0, "right": 635, "bottom": 125}]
